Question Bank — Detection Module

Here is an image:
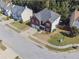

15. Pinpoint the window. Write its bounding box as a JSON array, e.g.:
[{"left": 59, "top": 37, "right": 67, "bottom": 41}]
[
  {"left": 45, "top": 22, "right": 51, "bottom": 28},
  {"left": 31, "top": 19, "right": 35, "bottom": 24},
  {"left": 35, "top": 20, "right": 39, "bottom": 25}
]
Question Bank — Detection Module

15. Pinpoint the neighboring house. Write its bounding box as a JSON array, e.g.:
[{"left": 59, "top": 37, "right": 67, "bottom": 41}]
[
  {"left": 3, "top": 3, "right": 13, "bottom": 16},
  {"left": 21, "top": 6, "right": 33, "bottom": 22},
  {"left": 0, "top": 0, "right": 6, "bottom": 11},
  {"left": 70, "top": 9, "right": 79, "bottom": 29},
  {"left": 1, "top": 0, "right": 11, "bottom": 4},
  {"left": 0, "top": 0, "right": 12, "bottom": 16},
  {"left": 12, "top": 5, "right": 33, "bottom": 22},
  {"left": 31, "top": 8, "right": 61, "bottom": 32}
]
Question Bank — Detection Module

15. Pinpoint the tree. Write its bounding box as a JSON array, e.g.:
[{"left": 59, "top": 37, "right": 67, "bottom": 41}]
[{"left": 12, "top": 0, "right": 79, "bottom": 20}]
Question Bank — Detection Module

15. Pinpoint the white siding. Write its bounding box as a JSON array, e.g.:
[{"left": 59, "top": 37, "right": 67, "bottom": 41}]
[
  {"left": 51, "top": 16, "right": 60, "bottom": 32},
  {"left": 21, "top": 7, "right": 33, "bottom": 22},
  {"left": 4, "top": 9, "right": 12, "bottom": 16},
  {"left": 73, "top": 20, "right": 79, "bottom": 28}
]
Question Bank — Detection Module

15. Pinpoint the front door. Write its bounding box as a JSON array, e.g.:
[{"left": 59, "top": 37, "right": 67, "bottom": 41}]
[{"left": 45, "top": 21, "right": 51, "bottom": 32}]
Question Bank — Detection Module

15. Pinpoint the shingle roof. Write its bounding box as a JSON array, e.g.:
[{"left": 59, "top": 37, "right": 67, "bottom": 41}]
[
  {"left": 5, "top": 3, "right": 13, "bottom": 11},
  {"left": 12, "top": 5, "right": 25, "bottom": 16},
  {"left": 35, "top": 8, "right": 60, "bottom": 23}
]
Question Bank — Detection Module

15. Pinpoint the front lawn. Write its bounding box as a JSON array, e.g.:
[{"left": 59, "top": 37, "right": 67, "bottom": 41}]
[
  {"left": 48, "top": 32, "right": 79, "bottom": 46},
  {"left": 11, "top": 21, "right": 29, "bottom": 31}
]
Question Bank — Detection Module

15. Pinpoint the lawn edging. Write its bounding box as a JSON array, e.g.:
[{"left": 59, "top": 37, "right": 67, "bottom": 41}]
[{"left": 30, "top": 35, "right": 79, "bottom": 49}]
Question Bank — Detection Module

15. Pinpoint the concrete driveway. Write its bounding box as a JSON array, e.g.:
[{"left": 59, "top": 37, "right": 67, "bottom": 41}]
[
  {"left": 20, "top": 27, "right": 37, "bottom": 37},
  {"left": 0, "top": 23, "right": 79, "bottom": 59}
]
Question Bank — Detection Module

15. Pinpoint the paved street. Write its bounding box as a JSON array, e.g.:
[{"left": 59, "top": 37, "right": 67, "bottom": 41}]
[{"left": 0, "top": 22, "right": 79, "bottom": 59}]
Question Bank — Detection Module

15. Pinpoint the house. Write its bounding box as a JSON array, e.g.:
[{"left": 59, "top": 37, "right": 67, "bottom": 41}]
[
  {"left": 0, "top": 0, "right": 11, "bottom": 4},
  {"left": 0, "top": 0, "right": 11, "bottom": 10},
  {"left": 70, "top": 9, "right": 79, "bottom": 29},
  {"left": 21, "top": 6, "right": 33, "bottom": 22},
  {"left": 31, "top": 8, "right": 61, "bottom": 32},
  {"left": 12, "top": 5, "right": 33, "bottom": 22},
  {"left": 0, "top": 0, "right": 6, "bottom": 11},
  {"left": 0, "top": 0, "right": 12, "bottom": 16},
  {"left": 3, "top": 3, "right": 13, "bottom": 16}
]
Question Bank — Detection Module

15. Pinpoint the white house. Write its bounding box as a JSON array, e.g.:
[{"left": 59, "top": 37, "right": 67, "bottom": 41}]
[
  {"left": 21, "top": 6, "right": 33, "bottom": 22},
  {"left": 0, "top": 0, "right": 12, "bottom": 16},
  {"left": 3, "top": 3, "right": 13, "bottom": 16},
  {"left": 31, "top": 8, "right": 61, "bottom": 32},
  {"left": 12, "top": 5, "right": 33, "bottom": 22},
  {"left": 70, "top": 9, "right": 79, "bottom": 29}
]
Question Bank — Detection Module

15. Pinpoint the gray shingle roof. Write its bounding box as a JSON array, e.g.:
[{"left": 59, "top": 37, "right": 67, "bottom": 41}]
[
  {"left": 35, "top": 8, "right": 61, "bottom": 23},
  {"left": 12, "top": 5, "right": 25, "bottom": 17},
  {"left": 12, "top": 5, "right": 25, "bottom": 14},
  {"left": 4, "top": 3, "right": 13, "bottom": 13}
]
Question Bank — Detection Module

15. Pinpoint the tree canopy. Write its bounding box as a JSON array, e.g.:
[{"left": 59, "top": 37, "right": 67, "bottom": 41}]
[{"left": 12, "top": 0, "right": 79, "bottom": 20}]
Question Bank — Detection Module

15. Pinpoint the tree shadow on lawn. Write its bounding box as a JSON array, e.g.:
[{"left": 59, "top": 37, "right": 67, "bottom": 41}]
[
  {"left": 60, "top": 31, "right": 76, "bottom": 38},
  {"left": 25, "top": 22, "right": 31, "bottom": 26}
]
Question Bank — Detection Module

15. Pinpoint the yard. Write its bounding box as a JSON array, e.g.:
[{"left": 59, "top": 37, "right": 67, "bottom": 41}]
[
  {"left": 32, "top": 28, "right": 79, "bottom": 48},
  {"left": 11, "top": 21, "right": 30, "bottom": 31},
  {"left": 48, "top": 32, "right": 79, "bottom": 46}
]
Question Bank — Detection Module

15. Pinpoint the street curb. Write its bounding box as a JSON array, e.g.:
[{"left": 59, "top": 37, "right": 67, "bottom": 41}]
[
  {"left": 5, "top": 24, "right": 21, "bottom": 33},
  {"left": 30, "top": 35, "right": 79, "bottom": 49}
]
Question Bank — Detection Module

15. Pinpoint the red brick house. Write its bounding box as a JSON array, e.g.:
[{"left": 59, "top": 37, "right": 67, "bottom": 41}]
[{"left": 31, "top": 8, "right": 61, "bottom": 32}]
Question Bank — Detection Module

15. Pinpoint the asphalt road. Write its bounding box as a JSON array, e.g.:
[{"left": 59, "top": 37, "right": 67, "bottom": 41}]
[{"left": 0, "top": 23, "right": 79, "bottom": 59}]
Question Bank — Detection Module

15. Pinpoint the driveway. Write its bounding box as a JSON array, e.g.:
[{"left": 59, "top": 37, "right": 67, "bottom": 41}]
[
  {"left": 0, "top": 22, "right": 79, "bottom": 59},
  {"left": 20, "top": 27, "right": 37, "bottom": 37}
]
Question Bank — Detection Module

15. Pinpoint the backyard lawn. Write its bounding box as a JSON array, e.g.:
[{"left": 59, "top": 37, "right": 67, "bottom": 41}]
[
  {"left": 48, "top": 32, "right": 79, "bottom": 46},
  {"left": 11, "top": 21, "right": 30, "bottom": 31}
]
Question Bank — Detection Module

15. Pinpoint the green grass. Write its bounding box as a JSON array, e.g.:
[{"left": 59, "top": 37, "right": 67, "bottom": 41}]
[
  {"left": 48, "top": 33, "right": 79, "bottom": 46},
  {"left": 30, "top": 34, "right": 77, "bottom": 52},
  {"left": 11, "top": 21, "right": 29, "bottom": 31},
  {"left": 3, "top": 16, "right": 10, "bottom": 21},
  {"left": 6, "top": 24, "right": 21, "bottom": 33},
  {"left": 0, "top": 43, "right": 7, "bottom": 51},
  {"left": 0, "top": 11, "right": 3, "bottom": 15}
]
